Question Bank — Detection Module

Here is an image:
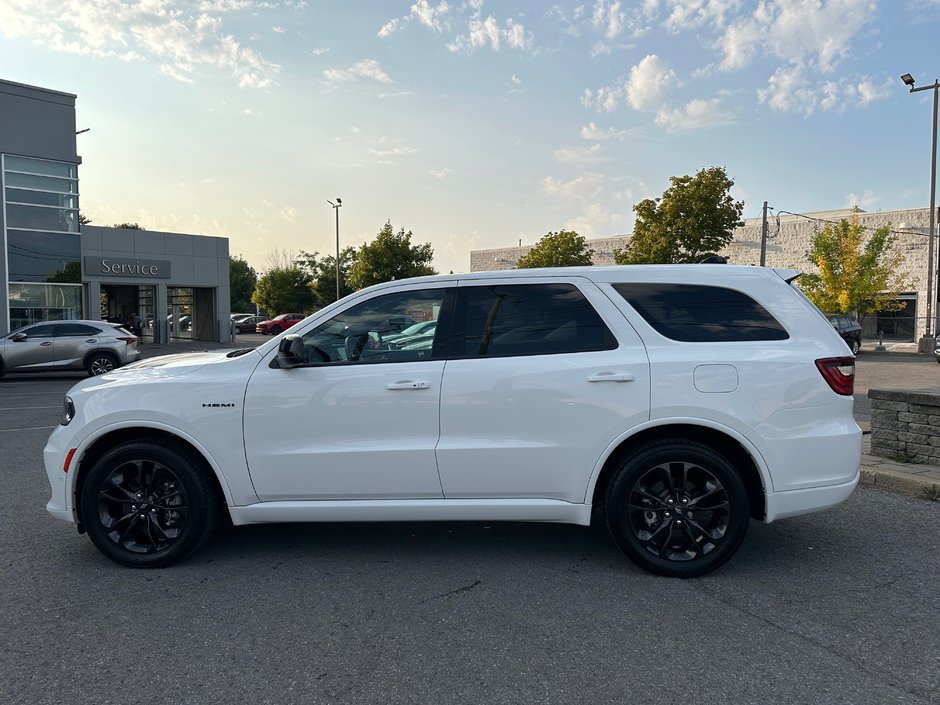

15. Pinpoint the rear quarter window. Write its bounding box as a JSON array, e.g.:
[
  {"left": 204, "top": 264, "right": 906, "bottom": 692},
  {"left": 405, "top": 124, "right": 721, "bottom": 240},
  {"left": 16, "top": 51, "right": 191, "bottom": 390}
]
[{"left": 613, "top": 283, "right": 789, "bottom": 342}]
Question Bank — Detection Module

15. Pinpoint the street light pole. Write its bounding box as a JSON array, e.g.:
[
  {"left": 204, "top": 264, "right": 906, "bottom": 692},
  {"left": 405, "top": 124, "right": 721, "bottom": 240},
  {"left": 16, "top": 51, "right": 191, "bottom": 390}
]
[
  {"left": 328, "top": 198, "right": 342, "bottom": 303},
  {"left": 901, "top": 73, "right": 938, "bottom": 346}
]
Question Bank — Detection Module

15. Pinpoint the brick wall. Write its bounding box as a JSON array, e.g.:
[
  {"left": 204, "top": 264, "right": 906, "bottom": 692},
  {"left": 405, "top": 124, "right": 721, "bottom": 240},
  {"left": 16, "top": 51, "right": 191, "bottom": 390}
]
[{"left": 868, "top": 389, "right": 940, "bottom": 464}]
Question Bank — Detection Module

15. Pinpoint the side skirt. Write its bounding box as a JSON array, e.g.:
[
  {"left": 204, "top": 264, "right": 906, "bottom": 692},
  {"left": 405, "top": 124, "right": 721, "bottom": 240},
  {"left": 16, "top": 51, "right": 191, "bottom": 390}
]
[{"left": 228, "top": 498, "right": 593, "bottom": 527}]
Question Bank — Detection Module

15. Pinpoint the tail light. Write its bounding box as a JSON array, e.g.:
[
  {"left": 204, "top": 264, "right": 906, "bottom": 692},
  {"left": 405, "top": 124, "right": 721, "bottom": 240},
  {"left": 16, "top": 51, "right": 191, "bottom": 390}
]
[
  {"left": 815, "top": 357, "right": 855, "bottom": 395},
  {"left": 117, "top": 336, "right": 137, "bottom": 344}
]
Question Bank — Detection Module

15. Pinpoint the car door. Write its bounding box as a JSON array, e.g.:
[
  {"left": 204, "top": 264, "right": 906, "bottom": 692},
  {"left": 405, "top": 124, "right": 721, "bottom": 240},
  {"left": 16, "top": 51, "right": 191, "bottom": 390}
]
[
  {"left": 2, "top": 323, "right": 58, "bottom": 371},
  {"left": 436, "top": 278, "right": 651, "bottom": 503},
  {"left": 243, "top": 285, "right": 454, "bottom": 501},
  {"left": 52, "top": 322, "right": 103, "bottom": 370}
]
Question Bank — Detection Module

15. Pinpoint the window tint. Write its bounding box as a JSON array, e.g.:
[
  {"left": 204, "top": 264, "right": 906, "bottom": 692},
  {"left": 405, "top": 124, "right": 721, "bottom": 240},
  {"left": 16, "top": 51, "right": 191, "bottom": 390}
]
[
  {"left": 613, "top": 283, "right": 788, "bottom": 342},
  {"left": 21, "top": 324, "right": 57, "bottom": 337},
  {"left": 454, "top": 283, "right": 616, "bottom": 357},
  {"left": 57, "top": 323, "right": 103, "bottom": 336},
  {"left": 300, "top": 288, "right": 450, "bottom": 365}
]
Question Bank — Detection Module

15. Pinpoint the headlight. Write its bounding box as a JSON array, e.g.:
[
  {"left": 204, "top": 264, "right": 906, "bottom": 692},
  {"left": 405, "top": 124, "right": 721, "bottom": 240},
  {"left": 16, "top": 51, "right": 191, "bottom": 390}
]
[{"left": 62, "top": 396, "right": 75, "bottom": 426}]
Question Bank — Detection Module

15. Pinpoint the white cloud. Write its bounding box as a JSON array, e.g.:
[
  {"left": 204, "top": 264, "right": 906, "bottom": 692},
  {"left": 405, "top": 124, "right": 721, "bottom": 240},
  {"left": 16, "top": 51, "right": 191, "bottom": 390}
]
[
  {"left": 378, "top": 18, "right": 401, "bottom": 37},
  {"left": 0, "top": 0, "right": 280, "bottom": 88},
  {"left": 757, "top": 65, "right": 884, "bottom": 115},
  {"left": 411, "top": 0, "right": 450, "bottom": 31},
  {"left": 592, "top": 0, "right": 626, "bottom": 40},
  {"left": 322, "top": 59, "right": 393, "bottom": 87},
  {"left": 663, "top": 0, "right": 743, "bottom": 32},
  {"left": 564, "top": 203, "right": 624, "bottom": 237},
  {"left": 626, "top": 54, "right": 675, "bottom": 111},
  {"left": 540, "top": 172, "right": 606, "bottom": 200},
  {"left": 718, "top": 0, "right": 875, "bottom": 73},
  {"left": 448, "top": 6, "right": 533, "bottom": 53},
  {"left": 310, "top": 46, "right": 330, "bottom": 56},
  {"left": 580, "top": 122, "right": 635, "bottom": 140},
  {"left": 553, "top": 144, "right": 613, "bottom": 165},
  {"left": 844, "top": 190, "right": 878, "bottom": 209},
  {"left": 368, "top": 146, "right": 418, "bottom": 157},
  {"left": 430, "top": 168, "right": 454, "bottom": 178},
  {"left": 272, "top": 25, "right": 284, "bottom": 33},
  {"left": 655, "top": 97, "right": 735, "bottom": 132}
]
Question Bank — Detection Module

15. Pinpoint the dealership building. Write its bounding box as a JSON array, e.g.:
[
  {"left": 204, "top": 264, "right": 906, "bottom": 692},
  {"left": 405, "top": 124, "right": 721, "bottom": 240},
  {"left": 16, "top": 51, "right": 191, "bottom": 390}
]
[{"left": 0, "top": 78, "right": 232, "bottom": 342}]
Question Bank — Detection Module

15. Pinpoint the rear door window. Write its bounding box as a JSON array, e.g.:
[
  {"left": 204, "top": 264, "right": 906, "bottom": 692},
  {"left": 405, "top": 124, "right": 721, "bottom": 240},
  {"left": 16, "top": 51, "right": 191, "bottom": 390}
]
[
  {"left": 613, "top": 283, "right": 788, "bottom": 342},
  {"left": 452, "top": 282, "right": 617, "bottom": 358}
]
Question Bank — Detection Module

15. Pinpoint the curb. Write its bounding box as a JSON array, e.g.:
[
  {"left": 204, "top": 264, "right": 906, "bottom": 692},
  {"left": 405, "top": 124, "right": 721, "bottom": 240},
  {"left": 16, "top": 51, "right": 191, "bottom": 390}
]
[{"left": 859, "top": 464, "right": 940, "bottom": 500}]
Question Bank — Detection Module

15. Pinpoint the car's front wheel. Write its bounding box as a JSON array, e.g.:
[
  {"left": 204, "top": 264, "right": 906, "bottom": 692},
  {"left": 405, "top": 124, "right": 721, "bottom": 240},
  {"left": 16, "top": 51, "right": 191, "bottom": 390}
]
[
  {"left": 85, "top": 351, "right": 118, "bottom": 376},
  {"left": 79, "top": 440, "right": 221, "bottom": 567},
  {"left": 269, "top": 325, "right": 282, "bottom": 335},
  {"left": 605, "top": 439, "right": 750, "bottom": 578}
]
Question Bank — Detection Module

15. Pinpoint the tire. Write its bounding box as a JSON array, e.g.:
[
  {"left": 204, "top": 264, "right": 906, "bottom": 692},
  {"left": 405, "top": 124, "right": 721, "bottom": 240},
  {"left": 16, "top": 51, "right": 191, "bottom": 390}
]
[
  {"left": 85, "top": 351, "right": 118, "bottom": 377},
  {"left": 604, "top": 439, "right": 750, "bottom": 578},
  {"left": 850, "top": 338, "right": 861, "bottom": 355},
  {"left": 79, "top": 440, "right": 221, "bottom": 568},
  {"left": 0, "top": 359, "right": 5, "bottom": 379},
  {"left": 269, "top": 325, "right": 282, "bottom": 335}
]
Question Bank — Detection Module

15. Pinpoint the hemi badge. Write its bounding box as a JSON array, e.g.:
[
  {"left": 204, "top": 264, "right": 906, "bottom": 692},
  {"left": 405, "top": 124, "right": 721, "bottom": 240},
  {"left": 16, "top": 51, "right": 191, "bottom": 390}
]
[{"left": 202, "top": 403, "right": 236, "bottom": 408}]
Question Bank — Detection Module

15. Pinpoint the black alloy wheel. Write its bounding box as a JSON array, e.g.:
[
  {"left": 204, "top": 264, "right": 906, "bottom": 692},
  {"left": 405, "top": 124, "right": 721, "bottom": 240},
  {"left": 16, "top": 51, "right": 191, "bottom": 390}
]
[
  {"left": 80, "top": 441, "right": 220, "bottom": 567},
  {"left": 850, "top": 338, "right": 861, "bottom": 355},
  {"left": 86, "top": 351, "right": 117, "bottom": 376},
  {"left": 605, "top": 440, "right": 750, "bottom": 578}
]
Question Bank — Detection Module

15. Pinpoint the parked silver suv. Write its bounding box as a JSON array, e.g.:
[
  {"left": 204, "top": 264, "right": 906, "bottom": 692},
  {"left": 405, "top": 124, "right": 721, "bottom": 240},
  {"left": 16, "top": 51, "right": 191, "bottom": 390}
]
[{"left": 1, "top": 320, "right": 140, "bottom": 378}]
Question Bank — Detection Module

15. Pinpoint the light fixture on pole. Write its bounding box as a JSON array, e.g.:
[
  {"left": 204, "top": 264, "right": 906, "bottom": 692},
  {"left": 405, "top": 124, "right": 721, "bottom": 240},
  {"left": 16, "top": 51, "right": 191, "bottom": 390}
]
[
  {"left": 901, "top": 72, "right": 939, "bottom": 346},
  {"left": 327, "top": 197, "right": 342, "bottom": 303}
]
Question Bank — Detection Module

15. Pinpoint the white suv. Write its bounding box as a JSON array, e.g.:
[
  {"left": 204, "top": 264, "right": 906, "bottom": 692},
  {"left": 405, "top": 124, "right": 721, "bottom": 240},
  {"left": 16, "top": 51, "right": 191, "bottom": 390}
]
[{"left": 43, "top": 266, "right": 860, "bottom": 577}]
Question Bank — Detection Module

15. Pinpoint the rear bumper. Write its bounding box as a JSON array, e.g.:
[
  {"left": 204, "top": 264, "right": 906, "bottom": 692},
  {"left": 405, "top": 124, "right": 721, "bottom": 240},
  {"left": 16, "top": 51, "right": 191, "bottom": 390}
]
[{"left": 765, "top": 470, "right": 859, "bottom": 522}]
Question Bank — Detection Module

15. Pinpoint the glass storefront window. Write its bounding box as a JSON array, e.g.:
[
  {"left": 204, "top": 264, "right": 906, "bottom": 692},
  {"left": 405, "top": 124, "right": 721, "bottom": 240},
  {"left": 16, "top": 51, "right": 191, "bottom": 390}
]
[
  {"left": 167, "top": 287, "right": 193, "bottom": 340},
  {"left": 5, "top": 188, "right": 78, "bottom": 209},
  {"left": 4, "top": 172, "right": 78, "bottom": 193},
  {"left": 7, "top": 230, "right": 81, "bottom": 282},
  {"left": 4, "top": 155, "right": 77, "bottom": 178},
  {"left": 5, "top": 203, "right": 78, "bottom": 232},
  {"left": 8, "top": 283, "right": 82, "bottom": 328}
]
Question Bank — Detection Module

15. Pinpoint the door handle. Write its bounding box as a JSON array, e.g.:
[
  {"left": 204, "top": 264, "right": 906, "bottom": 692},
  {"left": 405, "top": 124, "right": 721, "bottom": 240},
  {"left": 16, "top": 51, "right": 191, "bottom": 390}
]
[
  {"left": 40, "top": 341, "right": 52, "bottom": 347},
  {"left": 387, "top": 381, "right": 431, "bottom": 390},
  {"left": 588, "top": 372, "right": 635, "bottom": 383}
]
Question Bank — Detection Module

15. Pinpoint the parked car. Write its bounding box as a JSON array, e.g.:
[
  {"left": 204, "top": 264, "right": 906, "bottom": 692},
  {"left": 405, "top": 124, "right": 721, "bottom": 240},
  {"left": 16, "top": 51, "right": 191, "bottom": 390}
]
[
  {"left": 935, "top": 337, "right": 940, "bottom": 364},
  {"left": 828, "top": 314, "right": 862, "bottom": 354},
  {"left": 230, "top": 313, "right": 254, "bottom": 322},
  {"left": 44, "top": 266, "right": 860, "bottom": 577},
  {"left": 1, "top": 320, "right": 139, "bottom": 378},
  {"left": 234, "top": 315, "right": 265, "bottom": 334},
  {"left": 255, "top": 313, "right": 306, "bottom": 335}
]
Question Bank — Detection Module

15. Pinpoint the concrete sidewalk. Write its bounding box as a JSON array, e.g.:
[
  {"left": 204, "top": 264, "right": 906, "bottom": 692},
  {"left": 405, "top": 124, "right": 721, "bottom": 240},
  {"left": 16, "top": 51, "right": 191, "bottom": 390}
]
[{"left": 137, "top": 337, "right": 940, "bottom": 502}]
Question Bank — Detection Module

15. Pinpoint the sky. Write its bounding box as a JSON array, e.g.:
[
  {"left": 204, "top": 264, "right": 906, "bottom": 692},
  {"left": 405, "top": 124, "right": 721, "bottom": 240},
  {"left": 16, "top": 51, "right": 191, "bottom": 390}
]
[{"left": 1, "top": 0, "right": 939, "bottom": 276}]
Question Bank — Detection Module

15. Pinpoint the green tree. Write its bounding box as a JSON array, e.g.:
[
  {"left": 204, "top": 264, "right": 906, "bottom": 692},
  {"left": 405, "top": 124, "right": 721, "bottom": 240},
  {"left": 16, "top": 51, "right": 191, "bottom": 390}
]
[
  {"left": 229, "top": 255, "right": 258, "bottom": 313},
  {"left": 615, "top": 166, "right": 744, "bottom": 264},
  {"left": 251, "top": 265, "right": 316, "bottom": 315},
  {"left": 516, "top": 230, "right": 595, "bottom": 268},
  {"left": 347, "top": 221, "right": 436, "bottom": 291},
  {"left": 113, "top": 222, "right": 143, "bottom": 229},
  {"left": 78, "top": 212, "right": 92, "bottom": 226},
  {"left": 298, "top": 247, "right": 358, "bottom": 307},
  {"left": 799, "top": 209, "right": 910, "bottom": 321}
]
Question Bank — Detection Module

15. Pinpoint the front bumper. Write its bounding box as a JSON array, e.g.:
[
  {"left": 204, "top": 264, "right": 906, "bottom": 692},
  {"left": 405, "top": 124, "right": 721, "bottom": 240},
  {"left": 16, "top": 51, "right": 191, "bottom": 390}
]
[{"left": 43, "top": 424, "right": 77, "bottom": 523}]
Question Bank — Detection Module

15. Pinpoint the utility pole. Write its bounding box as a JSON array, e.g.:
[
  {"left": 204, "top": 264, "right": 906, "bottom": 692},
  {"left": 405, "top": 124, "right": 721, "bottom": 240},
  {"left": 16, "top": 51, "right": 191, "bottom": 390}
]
[
  {"left": 328, "top": 198, "right": 342, "bottom": 303},
  {"left": 760, "top": 201, "right": 769, "bottom": 267}
]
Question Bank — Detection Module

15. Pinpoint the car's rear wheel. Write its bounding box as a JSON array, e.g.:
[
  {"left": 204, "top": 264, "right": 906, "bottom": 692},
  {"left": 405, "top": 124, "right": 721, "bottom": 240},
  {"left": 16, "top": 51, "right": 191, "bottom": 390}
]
[
  {"left": 850, "top": 338, "right": 861, "bottom": 355},
  {"left": 605, "top": 439, "right": 750, "bottom": 578},
  {"left": 85, "top": 351, "right": 118, "bottom": 376},
  {"left": 79, "top": 440, "right": 220, "bottom": 568}
]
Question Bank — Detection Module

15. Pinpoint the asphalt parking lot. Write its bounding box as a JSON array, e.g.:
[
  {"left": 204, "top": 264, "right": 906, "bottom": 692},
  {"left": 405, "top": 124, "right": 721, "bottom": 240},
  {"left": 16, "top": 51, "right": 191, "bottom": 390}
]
[{"left": 1, "top": 356, "right": 939, "bottom": 705}]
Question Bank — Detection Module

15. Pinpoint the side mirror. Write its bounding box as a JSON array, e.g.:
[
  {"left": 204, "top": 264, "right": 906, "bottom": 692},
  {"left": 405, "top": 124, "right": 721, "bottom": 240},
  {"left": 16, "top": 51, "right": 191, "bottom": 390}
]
[
  {"left": 276, "top": 334, "right": 305, "bottom": 368},
  {"left": 10, "top": 332, "right": 27, "bottom": 342}
]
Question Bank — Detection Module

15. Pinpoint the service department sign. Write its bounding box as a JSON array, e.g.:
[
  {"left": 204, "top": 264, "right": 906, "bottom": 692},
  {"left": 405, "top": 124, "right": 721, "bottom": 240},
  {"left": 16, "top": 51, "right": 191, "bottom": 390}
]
[{"left": 85, "top": 257, "right": 171, "bottom": 279}]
